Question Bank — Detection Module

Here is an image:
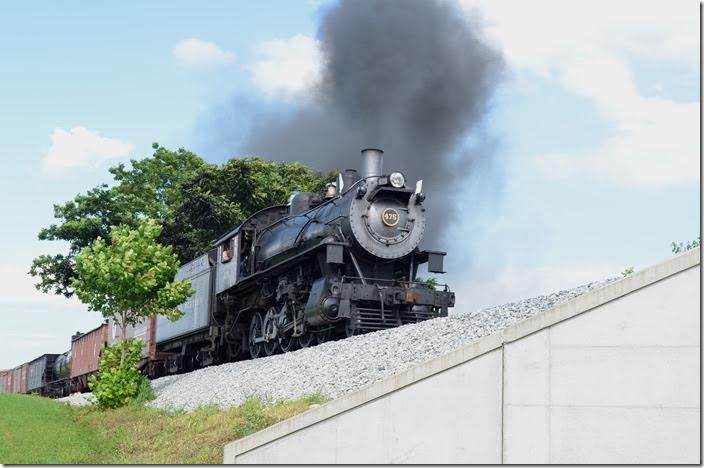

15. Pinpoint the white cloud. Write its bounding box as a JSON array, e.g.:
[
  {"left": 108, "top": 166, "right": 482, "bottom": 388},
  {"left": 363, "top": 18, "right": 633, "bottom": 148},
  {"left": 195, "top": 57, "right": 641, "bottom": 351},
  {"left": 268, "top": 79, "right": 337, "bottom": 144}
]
[
  {"left": 173, "top": 38, "right": 235, "bottom": 67},
  {"left": 452, "top": 263, "right": 628, "bottom": 313},
  {"left": 41, "top": 126, "right": 132, "bottom": 175},
  {"left": 463, "top": 0, "right": 698, "bottom": 77},
  {"left": 463, "top": 0, "right": 699, "bottom": 188},
  {"left": 534, "top": 56, "right": 699, "bottom": 187},
  {"left": 248, "top": 34, "right": 322, "bottom": 99}
]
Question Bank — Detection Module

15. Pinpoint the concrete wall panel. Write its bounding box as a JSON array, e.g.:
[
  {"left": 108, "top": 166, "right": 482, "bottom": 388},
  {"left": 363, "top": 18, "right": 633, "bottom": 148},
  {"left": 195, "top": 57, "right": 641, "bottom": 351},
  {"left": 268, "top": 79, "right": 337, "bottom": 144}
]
[
  {"left": 550, "top": 406, "right": 700, "bottom": 464},
  {"left": 503, "top": 405, "right": 548, "bottom": 463},
  {"left": 504, "top": 329, "right": 549, "bottom": 405},
  {"left": 550, "top": 267, "right": 699, "bottom": 347},
  {"left": 235, "top": 350, "right": 503, "bottom": 464},
  {"left": 550, "top": 346, "right": 699, "bottom": 407},
  {"left": 224, "top": 248, "right": 700, "bottom": 464}
]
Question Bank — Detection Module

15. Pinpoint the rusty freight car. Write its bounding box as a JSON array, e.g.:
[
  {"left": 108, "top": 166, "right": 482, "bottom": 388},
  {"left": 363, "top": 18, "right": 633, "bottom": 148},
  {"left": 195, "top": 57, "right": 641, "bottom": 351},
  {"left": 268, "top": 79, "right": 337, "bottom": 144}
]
[
  {"left": 4, "top": 369, "right": 13, "bottom": 393},
  {"left": 70, "top": 323, "right": 108, "bottom": 392},
  {"left": 12, "top": 363, "right": 28, "bottom": 394},
  {"left": 0, "top": 370, "right": 8, "bottom": 393}
]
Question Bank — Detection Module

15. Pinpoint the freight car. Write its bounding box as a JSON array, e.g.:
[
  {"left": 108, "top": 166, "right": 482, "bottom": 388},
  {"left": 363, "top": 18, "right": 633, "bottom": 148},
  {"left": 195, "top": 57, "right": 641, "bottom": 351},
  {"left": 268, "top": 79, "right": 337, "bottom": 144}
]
[
  {"left": 27, "top": 354, "right": 59, "bottom": 396},
  {"left": 0, "top": 369, "right": 9, "bottom": 393},
  {"left": 70, "top": 323, "right": 108, "bottom": 393},
  {"left": 12, "top": 364, "right": 27, "bottom": 394},
  {"left": 3, "top": 323, "right": 108, "bottom": 397},
  {"left": 141, "top": 148, "right": 455, "bottom": 375}
]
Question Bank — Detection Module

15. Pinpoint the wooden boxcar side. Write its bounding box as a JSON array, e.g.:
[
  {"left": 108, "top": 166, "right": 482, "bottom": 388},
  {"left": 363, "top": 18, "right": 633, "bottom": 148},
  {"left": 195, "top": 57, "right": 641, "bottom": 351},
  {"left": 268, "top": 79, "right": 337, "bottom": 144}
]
[{"left": 70, "top": 323, "right": 108, "bottom": 392}]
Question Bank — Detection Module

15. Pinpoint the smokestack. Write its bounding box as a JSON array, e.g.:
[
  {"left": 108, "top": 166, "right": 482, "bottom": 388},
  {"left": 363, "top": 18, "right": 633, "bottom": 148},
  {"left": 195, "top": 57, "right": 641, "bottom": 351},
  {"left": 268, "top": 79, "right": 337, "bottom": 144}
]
[{"left": 361, "top": 148, "right": 383, "bottom": 178}]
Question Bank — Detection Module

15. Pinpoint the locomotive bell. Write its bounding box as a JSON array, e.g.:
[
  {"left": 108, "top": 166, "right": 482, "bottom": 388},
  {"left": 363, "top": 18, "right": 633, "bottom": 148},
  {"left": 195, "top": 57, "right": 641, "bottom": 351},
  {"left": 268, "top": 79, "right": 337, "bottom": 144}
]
[{"left": 361, "top": 148, "right": 383, "bottom": 179}]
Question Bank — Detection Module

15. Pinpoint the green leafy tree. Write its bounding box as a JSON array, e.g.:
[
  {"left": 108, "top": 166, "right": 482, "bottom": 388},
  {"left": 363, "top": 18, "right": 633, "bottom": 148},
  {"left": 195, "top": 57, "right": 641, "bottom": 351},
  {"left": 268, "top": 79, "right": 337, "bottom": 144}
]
[
  {"left": 72, "top": 219, "right": 194, "bottom": 367},
  {"left": 164, "top": 157, "right": 332, "bottom": 261},
  {"left": 621, "top": 266, "right": 635, "bottom": 277},
  {"left": 31, "top": 147, "right": 331, "bottom": 296},
  {"left": 31, "top": 143, "right": 205, "bottom": 297}
]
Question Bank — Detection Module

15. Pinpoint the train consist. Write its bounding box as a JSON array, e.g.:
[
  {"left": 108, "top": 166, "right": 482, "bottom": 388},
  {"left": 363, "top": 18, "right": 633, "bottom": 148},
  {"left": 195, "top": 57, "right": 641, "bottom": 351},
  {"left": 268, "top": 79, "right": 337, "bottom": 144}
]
[
  {"left": 0, "top": 324, "right": 107, "bottom": 397},
  {"left": 1, "top": 148, "right": 455, "bottom": 395}
]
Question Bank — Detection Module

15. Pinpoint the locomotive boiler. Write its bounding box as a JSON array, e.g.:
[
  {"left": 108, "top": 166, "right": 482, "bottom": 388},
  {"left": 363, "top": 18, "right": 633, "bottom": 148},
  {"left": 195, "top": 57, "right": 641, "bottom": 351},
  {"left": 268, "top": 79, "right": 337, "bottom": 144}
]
[{"left": 154, "top": 148, "right": 455, "bottom": 373}]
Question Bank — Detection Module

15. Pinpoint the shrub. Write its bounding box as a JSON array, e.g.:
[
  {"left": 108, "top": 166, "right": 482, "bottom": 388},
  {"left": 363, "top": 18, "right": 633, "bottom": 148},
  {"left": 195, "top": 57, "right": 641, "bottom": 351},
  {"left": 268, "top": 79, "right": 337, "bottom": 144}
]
[
  {"left": 415, "top": 276, "right": 438, "bottom": 290},
  {"left": 89, "top": 339, "right": 144, "bottom": 409},
  {"left": 621, "top": 266, "right": 635, "bottom": 277},
  {"left": 672, "top": 237, "right": 701, "bottom": 254}
]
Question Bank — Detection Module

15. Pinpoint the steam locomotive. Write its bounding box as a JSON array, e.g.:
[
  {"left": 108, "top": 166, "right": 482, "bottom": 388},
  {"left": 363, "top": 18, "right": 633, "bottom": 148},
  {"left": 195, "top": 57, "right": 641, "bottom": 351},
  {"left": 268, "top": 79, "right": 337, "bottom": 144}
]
[
  {"left": 149, "top": 148, "right": 454, "bottom": 374},
  {"left": 0, "top": 149, "right": 456, "bottom": 393}
]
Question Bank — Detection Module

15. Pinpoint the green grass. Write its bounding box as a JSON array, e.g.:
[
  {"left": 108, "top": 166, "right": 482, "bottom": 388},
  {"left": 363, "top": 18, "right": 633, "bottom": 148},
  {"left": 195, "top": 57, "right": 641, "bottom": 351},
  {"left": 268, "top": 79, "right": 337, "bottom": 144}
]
[
  {"left": 0, "top": 393, "right": 113, "bottom": 464},
  {"left": 0, "top": 391, "right": 327, "bottom": 464}
]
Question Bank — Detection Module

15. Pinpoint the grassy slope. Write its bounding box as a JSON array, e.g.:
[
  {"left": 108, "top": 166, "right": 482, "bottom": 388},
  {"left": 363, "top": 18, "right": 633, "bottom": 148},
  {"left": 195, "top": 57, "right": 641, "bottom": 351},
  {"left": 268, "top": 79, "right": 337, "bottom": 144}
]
[
  {"left": 0, "top": 394, "right": 112, "bottom": 464},
  {"left": 0, "top": 393, "right": 325, "bottom": 464}
]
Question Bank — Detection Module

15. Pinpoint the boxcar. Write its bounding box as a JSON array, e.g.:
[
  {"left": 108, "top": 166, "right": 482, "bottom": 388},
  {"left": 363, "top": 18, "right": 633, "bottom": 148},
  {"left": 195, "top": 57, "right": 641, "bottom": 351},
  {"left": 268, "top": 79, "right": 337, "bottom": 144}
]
[
  {"left": 0, "top": 370, "right": 8, "bottom": 393},
  {"left": 13, "top": 364, "right": 28, "bottom": 394},
  {"left": 4, "top": 369, "right": 13, "bottom": 393},
  {"left": 27, "top": 354, "right": 59, "bottom": 395},
  {"left": 70, "top": 323, "right": 108, "bottom": 392}
]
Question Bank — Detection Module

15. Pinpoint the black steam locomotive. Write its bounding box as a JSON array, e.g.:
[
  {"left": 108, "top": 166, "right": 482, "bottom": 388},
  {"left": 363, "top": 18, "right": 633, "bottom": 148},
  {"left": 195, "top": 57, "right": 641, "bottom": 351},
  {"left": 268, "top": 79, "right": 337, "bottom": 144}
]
[{"left": 154, "top": 148, "right": 455, "bottom": 374}]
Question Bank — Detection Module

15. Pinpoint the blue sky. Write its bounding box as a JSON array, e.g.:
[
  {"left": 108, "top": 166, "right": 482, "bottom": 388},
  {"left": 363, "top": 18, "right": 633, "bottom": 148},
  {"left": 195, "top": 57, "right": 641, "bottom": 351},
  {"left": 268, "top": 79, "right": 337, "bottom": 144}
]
[{"left": 0, "top": 0, "right": 699, "bottom": 368}]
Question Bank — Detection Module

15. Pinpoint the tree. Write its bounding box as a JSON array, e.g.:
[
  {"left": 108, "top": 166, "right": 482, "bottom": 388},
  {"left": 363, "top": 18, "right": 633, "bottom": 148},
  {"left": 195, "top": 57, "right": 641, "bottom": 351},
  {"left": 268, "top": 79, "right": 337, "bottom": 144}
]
[
  {"left": 71, "top": 218, "right": 194, "bottom": 366},
  {"left": 31, "top": 143, "right": 206, "bottom": 297},
  {"left": 32, "top": 146, "right": 332, "bottom": 296},
  {"left": 161, "top": 157, "right": 332, "bottom": 262}
]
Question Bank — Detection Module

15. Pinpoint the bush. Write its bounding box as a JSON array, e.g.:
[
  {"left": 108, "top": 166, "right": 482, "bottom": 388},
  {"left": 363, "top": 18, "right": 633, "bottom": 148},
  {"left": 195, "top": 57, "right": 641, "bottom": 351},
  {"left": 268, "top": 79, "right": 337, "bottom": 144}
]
[
  {"left": 414, "top": 276, "right": 438, "bottom": 290},
  {"left": 89, "top": 339, "right": 144, "bottom": 409},
  {"left": 672, "top": 237, "right": 701, "bottom": 254}
]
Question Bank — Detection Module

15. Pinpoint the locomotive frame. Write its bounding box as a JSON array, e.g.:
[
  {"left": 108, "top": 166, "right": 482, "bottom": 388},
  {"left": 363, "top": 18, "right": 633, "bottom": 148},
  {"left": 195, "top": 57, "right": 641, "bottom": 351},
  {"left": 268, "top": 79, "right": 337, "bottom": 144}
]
[{"left": 152, "top": 148, "right": 455, "bottom": 375}]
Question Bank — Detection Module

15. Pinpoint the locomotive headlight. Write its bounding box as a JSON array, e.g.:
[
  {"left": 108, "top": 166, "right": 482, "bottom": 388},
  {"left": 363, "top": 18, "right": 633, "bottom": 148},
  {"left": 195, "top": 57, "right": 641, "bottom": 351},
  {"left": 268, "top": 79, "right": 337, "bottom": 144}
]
[{"left": 389, "top": 172, "right": 405, "bottom": 188}]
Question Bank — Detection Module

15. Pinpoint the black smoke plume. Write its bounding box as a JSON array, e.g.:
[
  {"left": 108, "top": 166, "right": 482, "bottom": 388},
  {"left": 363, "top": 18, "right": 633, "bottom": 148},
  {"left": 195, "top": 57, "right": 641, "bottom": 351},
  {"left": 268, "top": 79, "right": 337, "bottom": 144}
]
[{"left": 211, "top": 0, "right": 504, "bottom": 246}]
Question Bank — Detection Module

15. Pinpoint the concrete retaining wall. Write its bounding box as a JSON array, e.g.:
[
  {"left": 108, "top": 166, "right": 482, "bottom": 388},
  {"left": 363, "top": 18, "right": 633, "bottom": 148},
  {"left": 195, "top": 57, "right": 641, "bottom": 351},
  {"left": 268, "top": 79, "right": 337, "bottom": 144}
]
[{"left": 224, "top": 248, "right": 700, "bottom": 464}]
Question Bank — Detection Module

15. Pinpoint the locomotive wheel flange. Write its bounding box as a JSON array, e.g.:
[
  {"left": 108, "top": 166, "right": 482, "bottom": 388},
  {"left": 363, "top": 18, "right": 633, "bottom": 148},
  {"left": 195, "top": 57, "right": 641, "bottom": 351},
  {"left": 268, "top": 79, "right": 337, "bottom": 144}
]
[
  {"left": 248, "top": 312, "right": 264, "bottom": 359},
  {"left": 315, "top": 328, "right": 332, "bottom": 345},
  {"left": 262, "top": 311, "right": 279, "bottom": 356},
  {"left": 279, "top": 333, "right": 295, "bottom": 353},
  {"left": 298, "top": 332, "right": 314, "bottom": 348}
]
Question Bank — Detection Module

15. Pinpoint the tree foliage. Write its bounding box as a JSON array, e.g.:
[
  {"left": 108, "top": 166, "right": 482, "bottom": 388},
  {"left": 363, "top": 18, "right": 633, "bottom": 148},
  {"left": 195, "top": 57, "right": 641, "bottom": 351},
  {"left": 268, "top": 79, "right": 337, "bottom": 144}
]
[
  {"left": 88, "top": 339, "right": 144, "bottom": 409},
  {"left": 31, "top": 144, "right": 331, "bottom": 296},
  {"left": 165, "top": 157, "right": 332, "bottom": 261},
  {"left": 72, "top": 219, "right": 193, "bottom": 327},
  {"left": 72, "top": 219, "right": 194, "bottom": 368},
  {"left": 31, "top": 143, "right": 205, "bottom": 297}
]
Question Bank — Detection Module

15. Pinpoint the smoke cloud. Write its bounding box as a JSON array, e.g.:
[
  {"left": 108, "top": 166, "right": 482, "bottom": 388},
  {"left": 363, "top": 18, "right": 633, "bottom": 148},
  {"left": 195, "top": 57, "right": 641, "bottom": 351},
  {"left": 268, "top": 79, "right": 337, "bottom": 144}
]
[{"left": 211, "top": 0, "right": 504, "bottom": 246}]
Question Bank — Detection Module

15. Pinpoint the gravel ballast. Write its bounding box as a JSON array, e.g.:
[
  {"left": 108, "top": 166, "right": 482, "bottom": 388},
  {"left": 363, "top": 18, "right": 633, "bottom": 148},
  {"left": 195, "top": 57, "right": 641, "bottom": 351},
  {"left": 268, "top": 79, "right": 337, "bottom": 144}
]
[
  {"left": 58, "top": 392, "right": 93, "bottom": 407},
  {"left": 148, "top": 279, "right": 616, "bottom": 412}
]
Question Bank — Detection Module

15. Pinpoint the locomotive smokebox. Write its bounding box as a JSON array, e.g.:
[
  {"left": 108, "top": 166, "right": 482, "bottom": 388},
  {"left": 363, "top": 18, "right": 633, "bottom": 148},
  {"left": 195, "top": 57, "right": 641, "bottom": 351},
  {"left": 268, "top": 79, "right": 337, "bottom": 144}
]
[{"left": 361, "top": 148, "right": 384, "bottom": 178}]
